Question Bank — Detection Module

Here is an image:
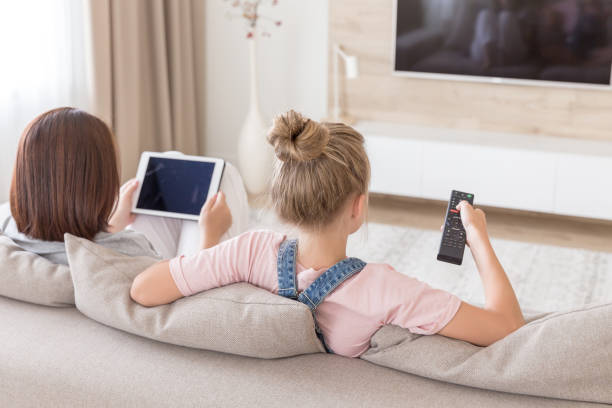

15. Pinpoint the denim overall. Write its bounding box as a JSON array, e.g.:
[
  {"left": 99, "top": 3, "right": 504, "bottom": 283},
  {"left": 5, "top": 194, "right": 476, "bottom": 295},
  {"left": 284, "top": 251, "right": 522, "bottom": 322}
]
[{"left": 276, "top": 239, "right": 366, "bottom": 353}]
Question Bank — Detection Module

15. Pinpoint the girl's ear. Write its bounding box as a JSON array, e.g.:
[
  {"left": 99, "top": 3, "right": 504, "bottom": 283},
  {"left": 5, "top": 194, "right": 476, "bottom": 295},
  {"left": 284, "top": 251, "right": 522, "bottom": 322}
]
[{"left": 352, "top": 194, "right": 367, "bottom": 219}]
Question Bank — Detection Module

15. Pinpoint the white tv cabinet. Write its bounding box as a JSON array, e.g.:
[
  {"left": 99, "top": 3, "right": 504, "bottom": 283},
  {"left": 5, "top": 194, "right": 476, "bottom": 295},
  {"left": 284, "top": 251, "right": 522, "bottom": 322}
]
[{"left": 356, "top": 121, "right": 612, "bottom": 221}]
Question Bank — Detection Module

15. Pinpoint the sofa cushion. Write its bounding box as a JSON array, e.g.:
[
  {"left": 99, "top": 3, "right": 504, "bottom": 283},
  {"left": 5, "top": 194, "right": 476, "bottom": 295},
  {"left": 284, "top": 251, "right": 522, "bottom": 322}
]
[
  {"left": 0, "top": 234, "right": 74, "bottom": 307},
  {"left": 361, "top": 304, "right": 612, "bottom": 404},
  {"left": 5, "top": 295, "right": 597, "bottom": 408},
  {"left": 65, "top": 234, "right": 325, "bottom": 359}
]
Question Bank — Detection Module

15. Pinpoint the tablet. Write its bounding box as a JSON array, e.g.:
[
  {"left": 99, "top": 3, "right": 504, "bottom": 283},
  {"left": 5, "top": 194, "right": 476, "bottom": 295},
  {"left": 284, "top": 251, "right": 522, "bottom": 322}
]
[{"left": 132, "top": 152, "right": 225, "bottom": 221}]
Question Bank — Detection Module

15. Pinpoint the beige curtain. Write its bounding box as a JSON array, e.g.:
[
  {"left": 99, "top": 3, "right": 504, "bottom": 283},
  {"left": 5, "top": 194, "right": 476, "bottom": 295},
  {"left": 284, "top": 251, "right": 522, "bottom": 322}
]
[{"left": 87, "top": 0, "right": 207, "bottom": 180}]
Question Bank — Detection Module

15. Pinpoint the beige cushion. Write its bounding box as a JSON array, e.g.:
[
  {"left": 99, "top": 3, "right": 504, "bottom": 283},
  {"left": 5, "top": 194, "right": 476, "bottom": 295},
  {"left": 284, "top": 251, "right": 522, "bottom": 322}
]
[
  {"left": 4, "top": 295, "right": 597, "bottom": 408},
  {"left": 0, "top": 234, "right": 74, "bottom": 307},
  {"left": 65, "top": 234, "right": 325, "bottom": 359},
  {"left": 361, "top": 304, "right": 612, "bottom": 404}
]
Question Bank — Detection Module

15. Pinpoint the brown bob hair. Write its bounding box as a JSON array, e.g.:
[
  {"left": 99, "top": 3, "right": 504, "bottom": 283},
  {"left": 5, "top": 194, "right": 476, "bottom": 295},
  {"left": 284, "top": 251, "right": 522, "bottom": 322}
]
[{"left": 10, "top": 107, "right": 120, "bottom": 242}]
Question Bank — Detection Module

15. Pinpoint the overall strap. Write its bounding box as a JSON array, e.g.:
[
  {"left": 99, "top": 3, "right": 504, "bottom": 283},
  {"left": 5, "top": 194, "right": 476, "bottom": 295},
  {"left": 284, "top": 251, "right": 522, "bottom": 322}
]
[
  {"left": 297, "top": 257, "right": 366, "bottom": 310},
  {"left": 277, "top": 239, "right": 298, "bottom": 299},
  {"left": 276, "top": 238, "right": 367, "bottom": 353}
]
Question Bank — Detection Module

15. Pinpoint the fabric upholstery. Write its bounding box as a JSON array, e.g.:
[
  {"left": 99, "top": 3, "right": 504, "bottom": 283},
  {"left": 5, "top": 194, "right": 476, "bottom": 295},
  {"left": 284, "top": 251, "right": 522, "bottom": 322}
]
[
  {"left": 0, "top": 234, "right": 74, "bottom": 307},
  {"left": 1, "top": 295, "right": 605, "bottom": 408},
  {"left": 362, "top": 305, "right": 612, "bottom": 404},
  {"left": 65, "top": 234, "right": 324, "bottom": 358}
]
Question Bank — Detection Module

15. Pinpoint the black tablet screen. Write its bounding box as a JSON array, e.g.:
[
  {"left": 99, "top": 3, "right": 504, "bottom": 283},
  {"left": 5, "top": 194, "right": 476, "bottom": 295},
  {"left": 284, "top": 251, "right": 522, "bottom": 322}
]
[{"left": 136, "top": 157, "right": 216, "bottom": 216}]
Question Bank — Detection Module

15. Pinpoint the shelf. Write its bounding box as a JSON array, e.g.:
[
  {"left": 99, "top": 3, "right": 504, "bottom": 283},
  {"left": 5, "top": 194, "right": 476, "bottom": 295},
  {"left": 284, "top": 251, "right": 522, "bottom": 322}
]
[
  {"left": 356, "top": 121, "right": 612, "bottom": 157},
  {"left": 355, "top": 121, "right": 612, "bottom": 220}
]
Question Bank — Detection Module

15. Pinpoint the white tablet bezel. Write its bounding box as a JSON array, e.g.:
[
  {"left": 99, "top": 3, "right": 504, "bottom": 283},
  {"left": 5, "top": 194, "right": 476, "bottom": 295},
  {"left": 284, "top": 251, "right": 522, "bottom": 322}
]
[{"left": 131, "top": 151, "right": 225, "bottom": 221}]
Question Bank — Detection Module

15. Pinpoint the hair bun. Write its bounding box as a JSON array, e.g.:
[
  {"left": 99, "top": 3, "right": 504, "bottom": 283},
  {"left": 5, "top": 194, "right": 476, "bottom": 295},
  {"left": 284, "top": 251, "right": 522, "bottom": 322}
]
[{"left": 267, "top": 110, "right": 330, "bottom": 162}]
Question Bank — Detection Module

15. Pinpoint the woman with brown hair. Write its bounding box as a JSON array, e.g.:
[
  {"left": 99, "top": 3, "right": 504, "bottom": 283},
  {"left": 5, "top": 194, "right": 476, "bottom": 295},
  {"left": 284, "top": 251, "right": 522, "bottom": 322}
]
[{"left": 0, "top": 107, "right": 248, "bottom": 264}]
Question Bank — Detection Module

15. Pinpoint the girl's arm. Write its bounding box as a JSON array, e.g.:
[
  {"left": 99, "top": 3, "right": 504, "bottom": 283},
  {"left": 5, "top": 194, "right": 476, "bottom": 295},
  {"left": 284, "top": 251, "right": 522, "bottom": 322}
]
[
  {"left": 131, "top": 191, "right": 233, "bottom": 307},
  {"left": 130, "top": 261, "right": 181, "bottom": 306},
  {"left": 438, "top": 201, "right": 525, "bottom": 346}
]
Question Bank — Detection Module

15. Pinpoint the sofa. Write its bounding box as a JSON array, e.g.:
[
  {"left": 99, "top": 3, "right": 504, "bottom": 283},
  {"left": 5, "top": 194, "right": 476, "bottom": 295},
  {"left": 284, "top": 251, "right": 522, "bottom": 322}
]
[
  {"left": 1, "top": 215, "right": 610, "bottom": 407},
  {"left": 2, "top": 295, "right": 608, "bottom": 408}
]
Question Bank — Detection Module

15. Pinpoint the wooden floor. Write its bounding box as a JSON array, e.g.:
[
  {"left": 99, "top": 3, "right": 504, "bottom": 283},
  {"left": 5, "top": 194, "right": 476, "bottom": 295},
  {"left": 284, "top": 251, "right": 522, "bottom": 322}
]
[{"left": 368, "top": 194, "right": 612, "bottom": 253}]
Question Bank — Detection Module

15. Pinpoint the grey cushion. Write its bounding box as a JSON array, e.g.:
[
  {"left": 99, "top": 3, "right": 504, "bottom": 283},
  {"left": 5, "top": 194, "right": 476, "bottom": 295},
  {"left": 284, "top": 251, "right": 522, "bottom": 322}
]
[
  {"left": 65, "top": 234, "right": 325, "bottom": 359},
  {"left": 361, "top": 304, "right": 612, "bottom": 404},
  {"left": 0, "top": 234, "right": 74, "bottom": 307}
]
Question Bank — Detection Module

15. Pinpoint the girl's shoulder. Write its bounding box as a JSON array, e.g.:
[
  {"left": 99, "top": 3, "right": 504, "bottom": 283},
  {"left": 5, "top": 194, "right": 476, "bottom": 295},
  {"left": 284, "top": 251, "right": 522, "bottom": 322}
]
[
  {"left": 360, "top": 262, "right": 398, "bottom": 275},
  {"left": 235, "top": 229, "right": 287, "bottom": 244},
  {"left": 237, "top": 228, "right": 286, "bottom": 239},
  {"left": 357, "top": 262, "right": 423, "bottom": 287},
  {"left": 230, "top": 229, "right": 288, "bottom": 254}
]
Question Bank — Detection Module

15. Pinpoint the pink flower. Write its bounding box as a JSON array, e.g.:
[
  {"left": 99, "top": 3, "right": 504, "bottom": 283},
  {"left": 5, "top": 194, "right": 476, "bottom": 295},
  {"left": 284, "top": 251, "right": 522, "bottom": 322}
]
[{"left": 225, "top": 0, "right": 281, "bottom": 38}]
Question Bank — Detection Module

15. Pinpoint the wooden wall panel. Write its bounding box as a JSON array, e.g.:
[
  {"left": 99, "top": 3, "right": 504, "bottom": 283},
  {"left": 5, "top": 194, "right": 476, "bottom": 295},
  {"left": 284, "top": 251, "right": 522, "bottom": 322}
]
[{"left": 329, "top": 0, "right": 612, "bottom": 141}]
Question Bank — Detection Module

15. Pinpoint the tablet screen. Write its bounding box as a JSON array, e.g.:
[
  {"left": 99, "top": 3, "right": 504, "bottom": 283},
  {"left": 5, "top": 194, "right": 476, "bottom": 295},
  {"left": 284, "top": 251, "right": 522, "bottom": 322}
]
[{"left": 136, "top": 157, "right": 216, "bottom": 216}]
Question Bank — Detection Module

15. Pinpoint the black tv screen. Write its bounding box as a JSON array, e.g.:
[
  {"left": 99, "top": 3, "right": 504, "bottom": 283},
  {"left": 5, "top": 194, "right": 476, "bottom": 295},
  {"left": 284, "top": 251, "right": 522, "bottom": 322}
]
[{"left": 394, "top": 0, "right": 612, "bottom": 86}]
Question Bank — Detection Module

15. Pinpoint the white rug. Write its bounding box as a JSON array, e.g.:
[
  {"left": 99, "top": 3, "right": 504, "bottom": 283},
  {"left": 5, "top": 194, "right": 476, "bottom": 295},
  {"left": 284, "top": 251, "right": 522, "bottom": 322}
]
[{"left": 250, "top": 209, "right": 612, "bottom": 313}]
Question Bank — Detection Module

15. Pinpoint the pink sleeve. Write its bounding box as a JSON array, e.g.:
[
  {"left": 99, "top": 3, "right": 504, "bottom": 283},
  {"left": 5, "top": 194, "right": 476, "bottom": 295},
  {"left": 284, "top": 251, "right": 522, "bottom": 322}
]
[
  {"left": 168, "top": 230, "right": 284, "bottom": 296},
  {"left": 371, "top": 264, "right": 461, "bottom": 335}
]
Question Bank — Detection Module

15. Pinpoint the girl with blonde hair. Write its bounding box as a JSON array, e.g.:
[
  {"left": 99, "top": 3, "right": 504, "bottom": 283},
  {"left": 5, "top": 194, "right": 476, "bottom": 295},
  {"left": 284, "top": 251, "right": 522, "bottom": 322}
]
[{"left": 131, "top": 110, "right": 524, "bottom": 357}]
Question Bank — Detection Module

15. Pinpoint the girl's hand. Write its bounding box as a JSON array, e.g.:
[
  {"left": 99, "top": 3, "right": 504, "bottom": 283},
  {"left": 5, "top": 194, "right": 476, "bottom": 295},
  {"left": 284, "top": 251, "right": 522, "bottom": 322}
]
[
  {"left": 108, "top": 179, "right": 139, "bottom": 233},
  {"left": 456, "top": 201, "right": 488, "bottom": 247},
  {"left": 199, "top": 191, "right": 232, "bottom": 249}
]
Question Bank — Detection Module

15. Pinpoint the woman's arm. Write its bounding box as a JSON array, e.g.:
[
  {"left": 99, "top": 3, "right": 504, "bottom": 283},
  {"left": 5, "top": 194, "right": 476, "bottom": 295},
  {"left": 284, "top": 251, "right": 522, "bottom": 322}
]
[{"left": 438, "top": 201, "right": 525, "bottom": 346}]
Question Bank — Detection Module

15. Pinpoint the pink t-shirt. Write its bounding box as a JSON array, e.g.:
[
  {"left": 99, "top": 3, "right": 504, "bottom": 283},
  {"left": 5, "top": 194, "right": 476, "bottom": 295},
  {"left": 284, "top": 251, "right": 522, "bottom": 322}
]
[{"left": 169, "top": 230, "right": 461, "bottom": 357}]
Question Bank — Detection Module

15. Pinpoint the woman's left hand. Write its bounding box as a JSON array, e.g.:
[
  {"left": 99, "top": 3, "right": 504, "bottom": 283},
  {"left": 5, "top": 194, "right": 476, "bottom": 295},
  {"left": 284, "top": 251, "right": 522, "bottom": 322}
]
[{"left": 108, "top": 179, "right": 139, "bottom": 233}]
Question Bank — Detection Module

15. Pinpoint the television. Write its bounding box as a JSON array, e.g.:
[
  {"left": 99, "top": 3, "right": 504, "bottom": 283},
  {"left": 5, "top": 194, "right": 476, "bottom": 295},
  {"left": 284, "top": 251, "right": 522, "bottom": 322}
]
[{"left": 393, "top": 0, "right": 612, "bottom": 88}]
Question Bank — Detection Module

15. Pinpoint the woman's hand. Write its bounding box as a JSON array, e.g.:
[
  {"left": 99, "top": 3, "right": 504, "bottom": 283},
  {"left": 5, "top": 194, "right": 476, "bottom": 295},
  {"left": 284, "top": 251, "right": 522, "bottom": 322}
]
[
  {"left": 456, "top": 201, "right": 488, "bottom": 247},
  {"left": 199, "top": 191, "right": 232, "bottom": 249},
  {"left": 108, "top": 179, "right": 138, "bottom": 233}
]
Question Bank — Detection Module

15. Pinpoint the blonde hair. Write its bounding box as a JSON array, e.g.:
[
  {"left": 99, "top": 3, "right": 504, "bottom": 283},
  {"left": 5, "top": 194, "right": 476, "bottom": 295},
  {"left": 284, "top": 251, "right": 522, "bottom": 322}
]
[{"left": 267, "top": 110, "right": 370, "bottom": 229}]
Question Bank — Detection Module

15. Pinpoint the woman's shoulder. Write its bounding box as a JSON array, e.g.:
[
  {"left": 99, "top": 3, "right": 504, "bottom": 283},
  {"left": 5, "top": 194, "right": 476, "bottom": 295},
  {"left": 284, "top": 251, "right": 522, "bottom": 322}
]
[{"left": 0, "top": 202, "right": 13, "bottom": 233}]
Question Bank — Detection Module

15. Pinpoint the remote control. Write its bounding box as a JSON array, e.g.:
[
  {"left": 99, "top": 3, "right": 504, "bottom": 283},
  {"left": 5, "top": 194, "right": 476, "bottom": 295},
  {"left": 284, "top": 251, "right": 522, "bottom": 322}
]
[{"left": 437, "top": 190, "right": 474, "bottom": 265}]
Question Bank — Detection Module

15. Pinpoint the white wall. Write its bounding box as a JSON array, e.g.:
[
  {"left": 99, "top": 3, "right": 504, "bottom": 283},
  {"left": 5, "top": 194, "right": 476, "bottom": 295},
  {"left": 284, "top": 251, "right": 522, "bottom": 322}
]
[
  {"left": 0, "top": 0, "right": 90, "bottom": 203},
  {"left": 203, "top": 0, "right": 329, "bottom": 163},
  {"left": 0, "top": 1, "right": 329, "bottom": 200}
]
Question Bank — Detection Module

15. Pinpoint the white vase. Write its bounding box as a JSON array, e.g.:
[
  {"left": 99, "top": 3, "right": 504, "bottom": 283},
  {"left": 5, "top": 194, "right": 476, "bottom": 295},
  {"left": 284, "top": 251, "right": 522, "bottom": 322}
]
[{"left": 237, "top": 38, "right": 273, "bottom": 195}]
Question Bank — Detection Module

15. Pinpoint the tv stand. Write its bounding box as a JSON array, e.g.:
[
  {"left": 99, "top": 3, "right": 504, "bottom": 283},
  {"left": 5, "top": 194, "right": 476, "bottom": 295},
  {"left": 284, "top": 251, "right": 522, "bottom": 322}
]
[{"left": 355, "top": 121, "right": 612, "bottom": 221}]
